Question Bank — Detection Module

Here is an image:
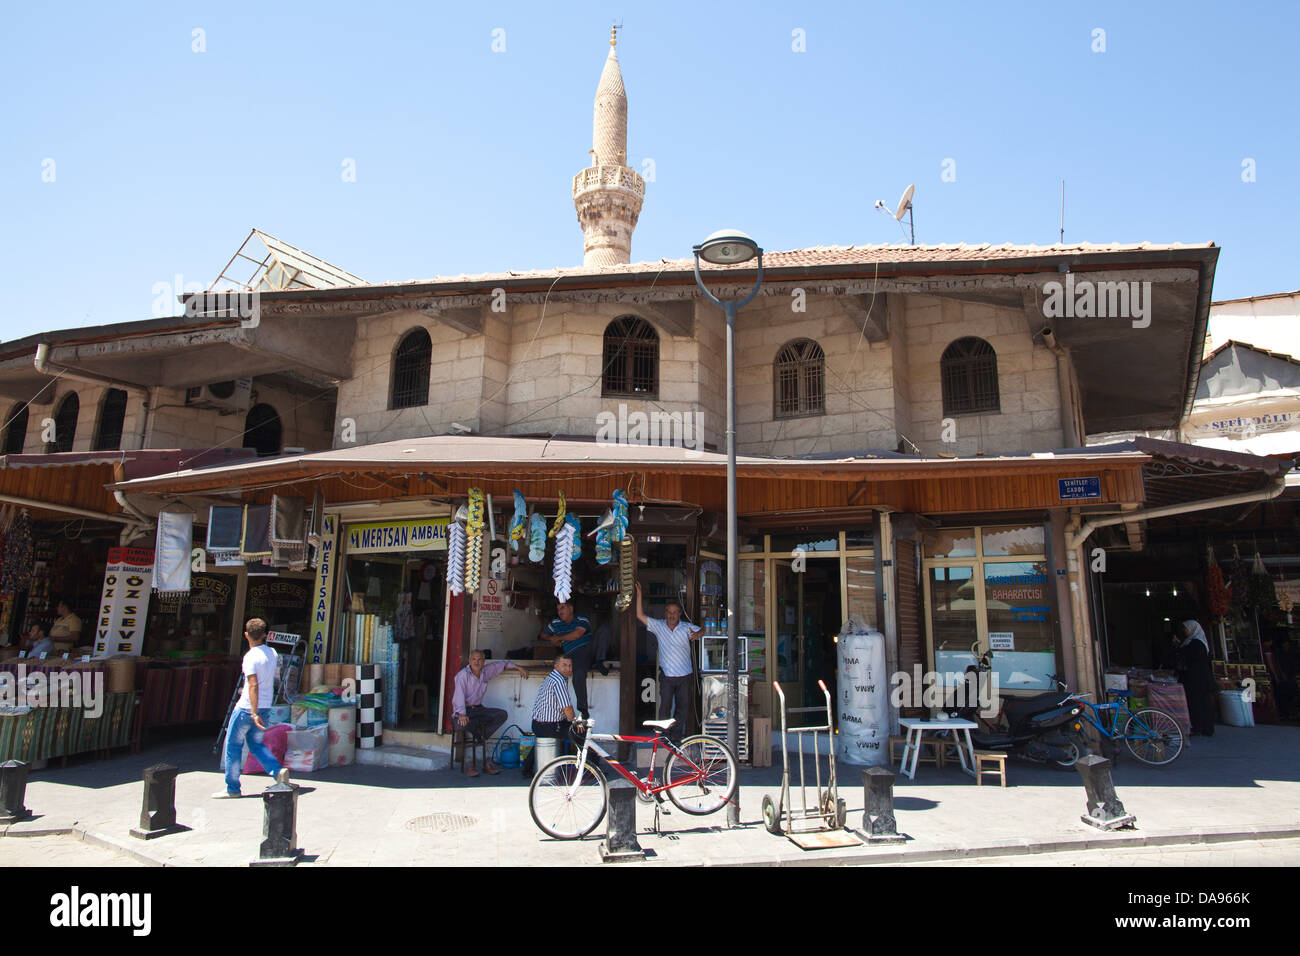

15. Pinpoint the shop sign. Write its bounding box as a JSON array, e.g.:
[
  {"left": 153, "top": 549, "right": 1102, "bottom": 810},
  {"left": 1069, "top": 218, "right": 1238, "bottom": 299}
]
[
  {"left": 1058, "top": 477, "right": 1101, "bottom": 500},
  {"left": 94, "top": 547, "right": 154, "bottom": 658},
  {"left": 345, "top": 518, "right": 448, "bottom": 554},
  {"left": 478, "top": 577, "right": 503, "bottom": 634},
  {"left": 309, "top": 515, "right": 338, "bottom": 664},
  {"left": 989, "top": 632, "right": 1015, "bottom": 651},
  {"left": 248, "top": 580, "right": 310, "bottom": 610}
]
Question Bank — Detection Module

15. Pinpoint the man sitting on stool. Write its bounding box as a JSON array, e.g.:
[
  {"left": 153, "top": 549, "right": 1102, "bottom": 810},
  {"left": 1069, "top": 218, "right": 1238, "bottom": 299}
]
[
  {"left": 451, "top": 649, "right": 523, "bottom": 777},
  {"left": 531, "top": 654, "right": 576, "bottom": 757}
]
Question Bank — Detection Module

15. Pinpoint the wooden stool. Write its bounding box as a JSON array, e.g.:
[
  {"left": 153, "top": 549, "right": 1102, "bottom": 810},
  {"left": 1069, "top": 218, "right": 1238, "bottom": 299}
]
[
  {"left": 451, "top": 723, "right": 486, "bottom": 773},
  {"left": 974, "top": 750, "right": 1007, "bottom": 787},
  {"left": 403, "top": 683, "right": 429, "bottom": 722},
  {"left": 890, "top": 735, "right": 944, "bottom": 768}
]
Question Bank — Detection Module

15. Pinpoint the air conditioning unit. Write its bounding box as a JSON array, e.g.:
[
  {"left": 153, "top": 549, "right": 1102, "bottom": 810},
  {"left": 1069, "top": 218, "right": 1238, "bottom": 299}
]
[{"left": 185, "top": 379, "right": 253, "bottom": 413}]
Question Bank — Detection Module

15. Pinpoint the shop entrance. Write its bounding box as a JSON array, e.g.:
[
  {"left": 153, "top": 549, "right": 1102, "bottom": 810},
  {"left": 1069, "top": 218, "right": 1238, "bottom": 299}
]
[
  {"left": 773, "top": 556, "right": 842, "bottom": 711},
  {"left": 341, "top": 552, "right": 446, "bottom": 730}
]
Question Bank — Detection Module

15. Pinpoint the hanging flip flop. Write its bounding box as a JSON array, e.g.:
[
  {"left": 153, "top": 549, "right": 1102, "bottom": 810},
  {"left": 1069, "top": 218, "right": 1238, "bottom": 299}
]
[
  {"left": 564, "top": 513, "right": 582, "bottom": 561},
  {"left": 528, "top": 512, "right": 547, "bottom": 564},
  {"left": 509, "top": 491, "right": 527, "bottom": 553},
  {"left": 448, "top": 505, "right": 468, "bottom": 596},
  {"left": 615, "top": 536, "right": 635, "bottom": 610},
  {"left": 549, "top": 490, "right": 567, "bottom": 538},
  {"left": 465, "top": 488, "right": 485, "bottom": 593}
]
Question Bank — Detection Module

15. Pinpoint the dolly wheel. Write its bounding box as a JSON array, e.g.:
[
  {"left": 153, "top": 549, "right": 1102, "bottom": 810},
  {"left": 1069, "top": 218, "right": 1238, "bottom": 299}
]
[{"left": 762, "top": 794, "right": 783, "bottom": 835}]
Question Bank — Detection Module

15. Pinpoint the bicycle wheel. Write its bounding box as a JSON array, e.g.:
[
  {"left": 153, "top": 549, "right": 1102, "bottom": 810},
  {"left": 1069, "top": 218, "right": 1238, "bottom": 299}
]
[
  {"left": 528, "top": 755, "right": 608, "bottom": 839},
  {"left": 664, "top": 735, "right": 738, "bottom": 815},
  {"left": 1123, "top": 709, "right": 1185, "bottom": 766}
]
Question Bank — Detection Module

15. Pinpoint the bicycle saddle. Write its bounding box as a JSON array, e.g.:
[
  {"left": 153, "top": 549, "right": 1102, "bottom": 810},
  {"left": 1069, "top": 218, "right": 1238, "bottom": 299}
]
[{"left": 643, "top": 718, "right": 676, "bottom": 732}]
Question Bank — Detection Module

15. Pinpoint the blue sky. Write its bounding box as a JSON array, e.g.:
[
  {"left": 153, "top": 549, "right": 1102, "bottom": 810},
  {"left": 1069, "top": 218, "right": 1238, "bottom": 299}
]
[{"left": 2, "top": 1, "right": 1296, "bottom": 340}]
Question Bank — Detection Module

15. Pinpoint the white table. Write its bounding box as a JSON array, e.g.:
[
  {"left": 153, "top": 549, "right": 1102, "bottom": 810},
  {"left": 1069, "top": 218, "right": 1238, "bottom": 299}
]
[{"left": 897, "top": 717, "right": 978, "bottom": 779}]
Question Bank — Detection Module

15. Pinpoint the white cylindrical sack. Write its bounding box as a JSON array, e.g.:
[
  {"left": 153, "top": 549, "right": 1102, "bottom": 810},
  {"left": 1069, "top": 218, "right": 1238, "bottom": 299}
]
[{"left": 837, "top": 627, "right": 890, "bottom": 765}]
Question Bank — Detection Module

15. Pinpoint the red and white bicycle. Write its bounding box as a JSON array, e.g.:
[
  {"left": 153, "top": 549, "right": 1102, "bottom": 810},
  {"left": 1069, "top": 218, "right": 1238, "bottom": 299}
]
[{"left": 528, "top": 717, "right": 738, "bottom": 840}]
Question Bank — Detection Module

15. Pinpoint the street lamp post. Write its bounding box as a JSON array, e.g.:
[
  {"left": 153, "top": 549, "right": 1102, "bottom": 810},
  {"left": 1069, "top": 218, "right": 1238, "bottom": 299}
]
[{"left": 692, "top": 230, "right": 763, "bottom": 828}]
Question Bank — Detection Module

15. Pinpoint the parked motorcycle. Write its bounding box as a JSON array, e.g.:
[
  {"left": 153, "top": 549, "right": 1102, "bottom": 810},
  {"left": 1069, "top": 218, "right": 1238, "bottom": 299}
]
[{"left": 952, "top": 651, "right": 1088, "bottom": 768}]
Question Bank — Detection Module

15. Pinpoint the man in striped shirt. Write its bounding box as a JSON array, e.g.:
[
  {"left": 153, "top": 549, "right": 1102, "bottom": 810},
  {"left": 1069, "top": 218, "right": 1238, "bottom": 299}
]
[
  {"left": 531, "top": 654, "right": 576, "bottom": 751},
  {"left": 635, "top": 582, "right": 702, "bottom": 743}
]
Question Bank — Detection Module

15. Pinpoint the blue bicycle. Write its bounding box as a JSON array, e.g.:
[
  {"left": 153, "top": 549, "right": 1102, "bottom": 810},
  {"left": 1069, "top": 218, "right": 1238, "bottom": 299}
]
[{"left": 1067, "top": 690, "right": 1185, "bottom": 767}]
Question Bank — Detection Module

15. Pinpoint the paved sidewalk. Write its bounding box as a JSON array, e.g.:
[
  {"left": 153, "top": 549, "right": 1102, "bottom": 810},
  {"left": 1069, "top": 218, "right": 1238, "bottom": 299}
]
[{"left": 1, "top": 725, "right": 1297, "bottom": 866}]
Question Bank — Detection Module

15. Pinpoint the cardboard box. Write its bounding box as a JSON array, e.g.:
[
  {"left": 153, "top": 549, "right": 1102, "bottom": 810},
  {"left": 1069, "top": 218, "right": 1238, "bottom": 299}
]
[{"left": 749, "top": 717, "right": 772, "bottom": 767}]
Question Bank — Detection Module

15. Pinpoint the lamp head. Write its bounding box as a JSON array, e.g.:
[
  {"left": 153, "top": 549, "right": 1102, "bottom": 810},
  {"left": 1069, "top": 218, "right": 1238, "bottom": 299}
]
[{"left": 693, "top": 229, "right": 761, "bottom": 265}]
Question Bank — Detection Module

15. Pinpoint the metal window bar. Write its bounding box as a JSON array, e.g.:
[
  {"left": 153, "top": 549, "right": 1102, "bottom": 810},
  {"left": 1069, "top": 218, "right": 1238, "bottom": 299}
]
[
  {"left": 391, "top": 330, "right": 432, "bottom": 409},
  {"left": 775, "top": 340, "right": 825, "bottom": 418},
  {"left": 92, "top": 388, "right": 128, "bottom": 451},
  {"left": 601, "top": 317, "right": 659, "bottom": 397},
  {"left": 941, "top": 338, "right": 999, "bottom": 415}
]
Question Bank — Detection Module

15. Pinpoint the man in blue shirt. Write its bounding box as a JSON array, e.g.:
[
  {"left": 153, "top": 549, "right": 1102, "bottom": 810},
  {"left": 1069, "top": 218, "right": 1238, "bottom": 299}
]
[
  {"left": 635, "top": 582, "right": 702, "bottom": 743},
  {"left": 540, "top": 602, "right": 594, "bottom": 718}
]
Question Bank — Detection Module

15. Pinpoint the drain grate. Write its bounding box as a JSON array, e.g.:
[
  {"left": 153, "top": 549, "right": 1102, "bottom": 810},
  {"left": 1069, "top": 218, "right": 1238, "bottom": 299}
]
[{"left": 406, "top": 812, "right": 478, "bottom": 834}]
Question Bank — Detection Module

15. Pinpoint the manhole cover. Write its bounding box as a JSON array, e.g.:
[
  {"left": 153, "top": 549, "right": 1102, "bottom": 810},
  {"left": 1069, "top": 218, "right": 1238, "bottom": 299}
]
[{"left": 406, "top": 812, "right": 478, "bottom": 834}]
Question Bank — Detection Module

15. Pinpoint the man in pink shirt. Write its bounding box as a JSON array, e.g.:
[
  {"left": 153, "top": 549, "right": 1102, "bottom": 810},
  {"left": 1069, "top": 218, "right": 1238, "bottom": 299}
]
[{"left": 452, "top": 649, "right": 523, "bottom": 777}]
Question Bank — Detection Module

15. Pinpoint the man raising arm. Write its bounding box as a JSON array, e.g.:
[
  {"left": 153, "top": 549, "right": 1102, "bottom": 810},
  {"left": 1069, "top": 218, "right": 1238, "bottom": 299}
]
[{"left": 635, "top": 582, "right": 702, "bottom": 744}]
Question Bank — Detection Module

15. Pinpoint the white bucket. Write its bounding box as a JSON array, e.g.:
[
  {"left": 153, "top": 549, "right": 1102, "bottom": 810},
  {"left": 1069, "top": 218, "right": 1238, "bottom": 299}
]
[{"left": 532, "top": 736, "right": 562, "bottom": 772}]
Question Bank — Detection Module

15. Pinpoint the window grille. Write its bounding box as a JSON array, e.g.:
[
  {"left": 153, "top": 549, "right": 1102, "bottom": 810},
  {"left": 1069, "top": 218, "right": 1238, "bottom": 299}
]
[
  {"left": 774, "top": 339, "right": 825, "bottom": 418},
  {"left": 941, "top": 337, "right": 1000, "bottom": 415},
  {"left": 602, "top": 317, "right": 659, "bottom": 397},
  {"left": 391, "top": 328, "right": 432, "bottom": 409},
  {"left": 92, "top": 388, "right": 128, "bottom": 451},
  {"left": 47, "top": 393, "right": 78, "bottom": 453}
]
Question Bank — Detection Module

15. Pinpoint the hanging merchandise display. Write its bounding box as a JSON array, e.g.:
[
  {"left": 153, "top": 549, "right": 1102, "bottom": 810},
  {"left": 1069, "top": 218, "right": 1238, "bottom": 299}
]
[
  {"left": 564, "top": 513, "right": 582, "bottom": 560},
  {"left": 528, "top": 512, "right": 546, "bottom": 563},
  {"left": 509, "top": 491, "right": 527, "bottom": 552},
  {"left": 270, "top": 495, "right": 308, "bottom": 567},
  {"left": 548, "top": 490, "right": 567, "bottom": 538},
  {"left": 464, "top": 488, "right": 485, "bottom": 593},
  {"left": 1249, "top": 551, "right": 1280, "bottom": 620},
  {"left": 1206, "top": 545, "right": 1230, "bottom": 623},
  {"left": 592, "top": 509, "right": 613, "bottom": 565},
  {"left": 206, "top": 505, "right": 244, "bottom": 566},
  {"left": 1229, "top": 544, "right": 1250, "bottom": 616},
  {"left": 616, "top": 536, "right": 635, "bottom": 610},
  {"left": 553, "top": 523, "right": 574, "bottom": 602},
  {"left": 240, "top": 504, "right": 273, "bottom": 561},
  {"left": 1, "top": 510, "right": 34, "bottom": 595},
  {"left": 447, "top": 505, "right": 467, "bottom": 596},
  {"left": 151, "top": 509, "right": 194, "bottom": 598},
  {"left": 611, "top": 489, "right": 629, "bottom": 542}
]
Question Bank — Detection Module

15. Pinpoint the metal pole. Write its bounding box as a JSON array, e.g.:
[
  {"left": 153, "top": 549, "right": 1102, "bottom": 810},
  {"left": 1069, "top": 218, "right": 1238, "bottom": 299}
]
[{"left": 725, "top": 300, "right": 740, "bottom": 828}]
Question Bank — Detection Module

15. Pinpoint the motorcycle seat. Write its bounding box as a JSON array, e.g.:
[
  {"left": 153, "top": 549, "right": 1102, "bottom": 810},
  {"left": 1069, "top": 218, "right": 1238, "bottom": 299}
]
[{"left": 1003, "top": 691, "right": 1072, "bottom": 721}]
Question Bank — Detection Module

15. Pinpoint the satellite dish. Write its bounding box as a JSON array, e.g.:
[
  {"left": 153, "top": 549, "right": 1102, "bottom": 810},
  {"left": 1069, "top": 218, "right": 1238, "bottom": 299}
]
[{"left": 894, "top": 184, "right": 915, "bottom": 221}]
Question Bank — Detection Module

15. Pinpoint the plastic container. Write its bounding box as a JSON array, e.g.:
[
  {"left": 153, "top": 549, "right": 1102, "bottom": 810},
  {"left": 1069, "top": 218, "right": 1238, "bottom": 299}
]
[
  {"left": 532, "top": 736, "right": 561, "bottom": 772},
  {"left": 1219, "top": 689, "right": 1255, "bottom": 727}
]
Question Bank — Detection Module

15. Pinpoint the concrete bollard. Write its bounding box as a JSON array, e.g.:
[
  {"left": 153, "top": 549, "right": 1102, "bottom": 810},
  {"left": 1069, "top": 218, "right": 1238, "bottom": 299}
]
[
  {"left": 0, "top": 760, "right": 32, "bottom": 824},
  {"left": 130, "top": 763, "right": 189, "bottom": 840},
  {"left": 1076, "top": 754, "right": 1136, "bottom": 830},
  {"left": 250, "top": 782, "right": 303, "bottom": 866},
  {"left": 861, "top": 767, "right": 906, "bottom": 843},
  {"left": 599, "top": 776, "right": 645, "bottom": 863}
]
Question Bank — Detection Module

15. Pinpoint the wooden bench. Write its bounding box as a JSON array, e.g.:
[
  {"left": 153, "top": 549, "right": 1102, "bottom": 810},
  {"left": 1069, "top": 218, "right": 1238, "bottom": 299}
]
[{"left": 974, "top": 750, "right": 1007, "bottom": 787}]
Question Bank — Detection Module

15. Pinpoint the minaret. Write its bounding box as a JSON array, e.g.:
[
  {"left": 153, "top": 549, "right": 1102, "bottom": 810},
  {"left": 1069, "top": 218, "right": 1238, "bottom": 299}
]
[{"left": 573, "top": 28, "right": 645, "bottom": 266}]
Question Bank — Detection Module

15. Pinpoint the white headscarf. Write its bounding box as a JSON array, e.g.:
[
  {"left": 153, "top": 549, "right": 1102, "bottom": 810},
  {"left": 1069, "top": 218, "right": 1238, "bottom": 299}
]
[{"left": 1181, "top": 620, "right": 1210, "bottom": 653}]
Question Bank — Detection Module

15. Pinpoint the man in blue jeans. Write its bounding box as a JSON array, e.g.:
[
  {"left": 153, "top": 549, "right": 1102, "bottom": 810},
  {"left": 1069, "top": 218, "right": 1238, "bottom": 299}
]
[{"left": 215, "top": 618, "right": 290, "bottom": 798}]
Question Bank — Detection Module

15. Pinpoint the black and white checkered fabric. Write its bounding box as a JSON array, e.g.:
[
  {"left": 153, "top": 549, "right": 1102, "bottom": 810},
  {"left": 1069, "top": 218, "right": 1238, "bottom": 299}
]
[{"left": 355, "top": 664, "right": 383, "bottom": 748}]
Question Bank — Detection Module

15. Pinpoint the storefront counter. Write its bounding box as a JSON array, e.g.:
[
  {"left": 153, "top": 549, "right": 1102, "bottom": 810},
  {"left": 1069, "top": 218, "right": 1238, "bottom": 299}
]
[
  {"left": 480, "top": 666, "right": 621, "bottom": 736},
  {"left": 0, "top": 693, "right": 136, "bottom": 763}
]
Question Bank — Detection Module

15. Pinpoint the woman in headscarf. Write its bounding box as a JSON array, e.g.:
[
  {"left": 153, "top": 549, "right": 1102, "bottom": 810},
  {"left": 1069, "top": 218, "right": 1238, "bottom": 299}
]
[{"left": 1175, "top": 620, "right": 1216, "bottom": 736}]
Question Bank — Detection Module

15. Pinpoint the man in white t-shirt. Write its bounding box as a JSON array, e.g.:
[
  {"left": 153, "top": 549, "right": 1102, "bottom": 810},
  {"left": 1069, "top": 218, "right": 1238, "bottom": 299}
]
[{"left": 216, "top": 618, "right": 290, "bottom": 798}]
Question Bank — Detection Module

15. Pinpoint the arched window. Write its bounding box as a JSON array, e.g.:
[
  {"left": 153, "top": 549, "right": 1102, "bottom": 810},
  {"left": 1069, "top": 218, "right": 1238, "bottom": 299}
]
[
  {"left": 774, "top": 339, "right": 825, "bottom": 418},
  {"left": 47, "top": 393, "right": 79, "bottom": 453},
  {"left": 941, "top": 337, "right": 1000, "bottom": 415},
  {"left": 391, "top": 328, "right": 432, "bottom": 409},
  {"left": 92, "top": 388, "right": 129, "bottom": 451},
  {"left": 601, "top": 316, "right": 659, "bottom": 398},
  {"left": 244, "top": 403, "right": 282, "bottom": 457},
  {"left": 3, "top": 404, "right": 28, "bottom": 454}
]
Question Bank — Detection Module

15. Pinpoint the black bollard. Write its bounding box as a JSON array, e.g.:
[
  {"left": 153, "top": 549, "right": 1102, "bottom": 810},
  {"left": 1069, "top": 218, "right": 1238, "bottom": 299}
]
[
  {"left": 250, "top": 782, "right": 303, "bottom": 866},
  {"left": 599, "top": 776, "right": 646, "bottom": 863},
  {"left": 860, "top": 767, "right": 906, "bottom": 844},
  {"left": 0, "top": 760, "right": 32, "bottom": 824},
  {"left": 1076, "top": 754, "right": 1136, "bottom": 830},
  {"left": 130, "top": 763, "right": 189, "bottom": 840}
]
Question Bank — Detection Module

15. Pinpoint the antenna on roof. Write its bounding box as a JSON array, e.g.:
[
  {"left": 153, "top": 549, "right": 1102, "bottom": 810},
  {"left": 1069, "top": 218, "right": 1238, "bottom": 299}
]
[
  {"left": 1059, "top": 180, "right": 1065, "bottom": 245},
  {"left": 873, "top": 184, "right": 915, "bottom": 244}
]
